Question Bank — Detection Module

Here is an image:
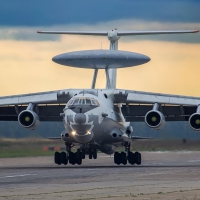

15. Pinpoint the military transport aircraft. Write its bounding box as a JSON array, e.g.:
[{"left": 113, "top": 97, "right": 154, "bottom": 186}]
[{"left": 0, "top": 29, "right": 199, "bottom": 166}]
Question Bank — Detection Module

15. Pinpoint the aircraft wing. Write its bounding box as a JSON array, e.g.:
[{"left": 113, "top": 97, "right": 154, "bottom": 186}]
[
  {"left": 0, "top": 89, "right": 81, "bottom": 122},
  {"left": 114, "top": 89, "right": 200, "bottom": 122}
]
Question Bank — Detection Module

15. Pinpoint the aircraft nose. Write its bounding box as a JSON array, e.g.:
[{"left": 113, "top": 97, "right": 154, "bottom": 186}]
[{"left": 74, "top": 113, "right": 86, "bottom": 124}]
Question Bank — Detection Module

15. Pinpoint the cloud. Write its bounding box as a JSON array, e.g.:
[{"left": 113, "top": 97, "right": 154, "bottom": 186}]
[
  {"left": 0, "top": 0, "right": 199, "bottom": 27},
  {"left": 0, "top": 27, "right": 60, "bottom": 41}
]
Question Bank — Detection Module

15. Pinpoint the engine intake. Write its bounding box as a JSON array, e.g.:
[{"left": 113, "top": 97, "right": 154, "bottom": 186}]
[
  {"left": 145, "top": 110, "right": 165, "bottom": 130},
  {"left": 189, "top": 113, "right": 200, "bottom": 131},
  {"left": 18, "top": 110, "right": 40, "bottom": 130}
]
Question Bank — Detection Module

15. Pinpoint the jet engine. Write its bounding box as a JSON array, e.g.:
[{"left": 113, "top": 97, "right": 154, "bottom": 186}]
[
  {"left": 189, "top": 113, "right": 200, "bottom": 131},
  {"left": 145, "top": 110, "right": 165, "bottom": 130},
  {"left": 18, "top": 110, "right": 40, "bottom": 130}
]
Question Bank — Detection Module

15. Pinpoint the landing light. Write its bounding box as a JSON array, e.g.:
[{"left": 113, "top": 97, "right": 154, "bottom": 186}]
[
  {"left": 71, "top": 131, "right": 76, "bottom": 136},
  {"left": 87, "top": 131, "right": 91, "bottom": 135}
]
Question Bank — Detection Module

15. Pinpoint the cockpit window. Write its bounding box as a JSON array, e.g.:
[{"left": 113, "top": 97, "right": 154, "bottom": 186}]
[
  {"left": 94, "top": 99, "right": 100, "bottom": 106},
  {"left": 91, "top": 99, "right": 96, "bottom": 105},
  {"left": 73, "top": 98, "right": 79, "bottom": 105},
  {"left": 67, "top": 97, "right": 99, "bottom": 106},
  {"left": 85, "top": 98, "right": 91, "bottom": 105},
  {"left": 78, "top": 98, "right": 84, "bottom": 105},
  {"left": 68, "top": 99, "right": 74, "bottom": 105}
]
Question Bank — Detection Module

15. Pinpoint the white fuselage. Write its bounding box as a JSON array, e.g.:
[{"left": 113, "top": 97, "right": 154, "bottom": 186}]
[{"left": 61, "top": 90, "right": 129, "bottom": 147}]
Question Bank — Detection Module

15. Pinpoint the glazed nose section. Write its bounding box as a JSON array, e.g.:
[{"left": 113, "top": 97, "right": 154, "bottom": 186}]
[{"left": 74, "top": 113, "right": 86, "bottom": 124}]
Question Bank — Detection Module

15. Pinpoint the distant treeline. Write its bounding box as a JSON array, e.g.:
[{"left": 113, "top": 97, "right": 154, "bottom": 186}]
[{"left": 0, "top": 121, "right": 200, "bottom": 140}]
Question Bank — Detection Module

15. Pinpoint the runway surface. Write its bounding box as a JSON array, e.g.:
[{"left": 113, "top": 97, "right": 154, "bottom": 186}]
[{"left": 1, "top": 151, "right": 200, "bottom": 200}]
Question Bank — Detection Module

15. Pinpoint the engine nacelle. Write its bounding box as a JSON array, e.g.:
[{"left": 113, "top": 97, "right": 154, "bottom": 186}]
[
  {"left": 189, "top": 113, "right": 200, "bottom": 131},
  {"left": 145, "top": 110, "right": 165, "bottom": 130},
  {"left": 18, "top": 110, "right": 40, "bottom": 130}
]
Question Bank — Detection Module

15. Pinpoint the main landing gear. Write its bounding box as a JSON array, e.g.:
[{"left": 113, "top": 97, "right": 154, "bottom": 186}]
[
  {"left": 54, "top": 149, "right": 84, "bottom": 165},
  {"left": 114, "top": 142, "right": 141, "bottom": 165},
  {"left": 54, "top": 143, "right": 98, "bottom": 165},
  {"left": 114, "top": 151, "right": 141, "bottom": 165}
]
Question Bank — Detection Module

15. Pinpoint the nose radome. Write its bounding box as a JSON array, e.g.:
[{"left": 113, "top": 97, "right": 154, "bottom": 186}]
[{"left": 74, "top": 113, "right": 86, "bottom": 124}]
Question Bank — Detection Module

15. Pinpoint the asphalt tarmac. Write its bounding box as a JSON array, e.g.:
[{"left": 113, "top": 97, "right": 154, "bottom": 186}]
[{"left": 0, "top": 151, "right": 200, "bottom": 200}]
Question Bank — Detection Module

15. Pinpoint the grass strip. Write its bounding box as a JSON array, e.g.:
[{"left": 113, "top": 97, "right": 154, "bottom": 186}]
[{"left": 1, "top": 138, "right": 200, "bottom": 158}]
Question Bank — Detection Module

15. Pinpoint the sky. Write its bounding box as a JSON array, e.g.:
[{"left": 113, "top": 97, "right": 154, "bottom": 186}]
[{"left": 0, "top": 0, "right": 200, "bottom": 97}]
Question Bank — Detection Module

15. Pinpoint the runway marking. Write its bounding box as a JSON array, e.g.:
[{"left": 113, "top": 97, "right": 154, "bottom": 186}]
[
  {"left": 188, "top": 160, "right": 200, "bottom": 163},
  {"left": 0, "top": 174, "right": 37, "bottom": 179},
  {"left": 99, "top": 155, "right": 113, "bottom": 158},
  {"left": 151, "top": 163, "right": 164, "bottom": 165}
]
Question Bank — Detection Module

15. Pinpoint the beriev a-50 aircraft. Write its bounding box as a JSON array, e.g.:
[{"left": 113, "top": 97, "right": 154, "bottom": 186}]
[{"left": 0, "top": 29, "right": 199, "bottom": 165}]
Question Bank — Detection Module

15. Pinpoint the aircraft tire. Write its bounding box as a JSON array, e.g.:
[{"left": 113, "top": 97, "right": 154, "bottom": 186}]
[
  {"left": 54, "top": 151, "right": 61, "bottom": 165},
  {"left": 120, "top": 152, "right": 127, "bottom": 165},
  {"left": 114, "top": 152, "right": 120, "bottom": 165},
  {"left": 128, "top": 152, "right": 135, "bottom": 165},
  {"left": 81, "top": 149, "right": 86, "bottom": 159},
  {"left": 72, "top": 152, "right": 77, "bottom": 165},
  {"left": 93, "top": 149, "right": 97, "bottom": 159},
  {"left": 138, "top": 152, "right": 141, "bottom": 165},
  {"left": 135, "top": 152, "right": 141, "bottom": 165},
  {"left": 69, "top": 152, "right": 75, "bottom": 165},
  {"left": 77, "top": 157, "right": 82, "bottom": 165},
  {"left": 60, "top": 152, "right": 68, "bottom": 165},
  {"left": 89, "top": 148, "right": 93, "bottom": 159},
  {"left": 76, "top": 149, "right": 82, "bottom": 165},
  {"left": 77, "top": 149, "right": 81, "bottom": 158}
]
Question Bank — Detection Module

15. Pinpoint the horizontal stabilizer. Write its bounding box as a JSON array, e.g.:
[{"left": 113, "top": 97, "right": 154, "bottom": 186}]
[
  {"left": 117, "top": 30, "right": 199, "bottom": 36},
  {"left": 37, "top": 30, "right": 199, "bottom": 36},
  {"left": 37, "top": 30, "right": 108, "bottom": 36}
]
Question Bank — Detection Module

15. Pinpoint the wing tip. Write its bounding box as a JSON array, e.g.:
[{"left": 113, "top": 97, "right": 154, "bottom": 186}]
[
  {"left": 193, "top": 30, "right": 199, "bottom": 33},
  {"left": 37, "top": 31, "right": 42, "bottom": 33}
]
